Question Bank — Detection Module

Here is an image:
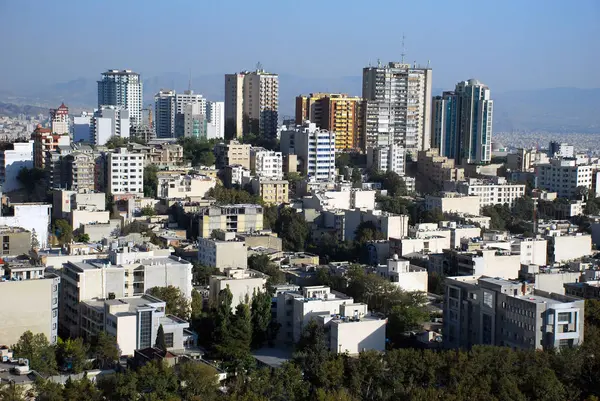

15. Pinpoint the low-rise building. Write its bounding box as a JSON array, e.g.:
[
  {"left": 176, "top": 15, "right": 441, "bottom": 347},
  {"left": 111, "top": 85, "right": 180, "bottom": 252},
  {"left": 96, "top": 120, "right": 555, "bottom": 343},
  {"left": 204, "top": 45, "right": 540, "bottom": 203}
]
[
  {"left": 417, "top": 148, "right": 465, "bottom": 187},
  {"left": 80, "top": 294, "right": 192, "bottom": 356},
  {"left": 303, "top": 189, "right": 376, "bottom": 212},
  {"left": 366, "top": 143, "right": 406, "bottom": 176},
  {"left": 209, "top": 268, "right": 267, "bottom": 311},
  {"left": 564, "top": 281, "right": 600, "bottom": 299},
  {"left": 0, "top": 226, "right": 31, "bottom": 255},
  {"left": 193, "top": 204, "right": 263, "bottom": 238},
  {"left": 377, "top": 255, "right": 428, "bottom": 292},
  {"left": 546, "top": 232, "right": 592, "bottom": 264},
  {"left": 0, "top": 261, "right": 60, "bottom": 345},
  {"left": 71, "top": 209, "right": 110, "bottom": 231},
  {"left": 536, "top": 157, "right": 600, "bottom": 198},
  {"left": 251, "top": 178, "right": 289, "bottom": 205},
  {"left": 0, "top": 203, "right": 51, "bottom": 248},
  {"left": 449, "top": 177, "right": 526, "bottom": 208},
  {"left": 437, "top": 248, "right": 521, "bottom": 279},
  {"left": 275, "top": 285, "right": 386, "bottom": 354},
  {"left": 198, "top": 231, "right": 247, "bottom": 271},
  {"left": 444, "top": 275, "right": 585, "bottom": 350},
  {"left": 425, "top": 192, "right": 481, "bottom": 216},
  {"left": 214, "top": 140, "right": 251, "bottom": 170},
  {"left": 0, "top": 140, "right": 33, "bottom": 192},
  {"left": 345, "top": 209, "right": 409, "bottom": 241},
  {"left": 250, "top": 147, "right": 283, "bottom": 180},
  {"left": 223, "top": 164, "right": 251, "bottom": 188},
  {"left": 389, "top": 236, "right": 450, "bottom": 257},
  {"left": 520, "top": 265, "right": 582, "bottom": 295},
  {"left": 156, "top": 173, "right": 216, "bottom": 199}
]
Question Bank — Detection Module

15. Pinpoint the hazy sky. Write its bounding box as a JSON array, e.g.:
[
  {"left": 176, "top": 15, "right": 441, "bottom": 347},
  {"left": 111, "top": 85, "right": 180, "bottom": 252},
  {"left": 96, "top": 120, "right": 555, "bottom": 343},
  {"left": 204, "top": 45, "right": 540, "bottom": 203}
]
[{"left": 1, "top": 0, "right": 598, "bottom": 92}]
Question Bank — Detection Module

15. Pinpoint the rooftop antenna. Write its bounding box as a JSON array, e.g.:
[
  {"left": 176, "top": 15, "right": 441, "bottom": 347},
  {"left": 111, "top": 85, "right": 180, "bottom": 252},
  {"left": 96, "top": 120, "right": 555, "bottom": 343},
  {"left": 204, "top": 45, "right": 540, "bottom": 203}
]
[
  {"left": 188, "top": 68, "right": 192, "bottom": 92},
  {"left": 401, "top": 34, "right": 406, "bottom": 63},
  {"left": 256, "top": 61, "right": 263, "bottom": 72}
]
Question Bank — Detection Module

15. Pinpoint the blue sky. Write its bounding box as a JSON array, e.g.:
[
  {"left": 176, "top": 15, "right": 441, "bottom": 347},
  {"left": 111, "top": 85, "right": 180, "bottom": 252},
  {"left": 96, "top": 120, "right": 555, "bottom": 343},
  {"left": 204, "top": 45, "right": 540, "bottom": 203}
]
[{"left": 0, "top": 0, "right": 598, "bottom": 92}]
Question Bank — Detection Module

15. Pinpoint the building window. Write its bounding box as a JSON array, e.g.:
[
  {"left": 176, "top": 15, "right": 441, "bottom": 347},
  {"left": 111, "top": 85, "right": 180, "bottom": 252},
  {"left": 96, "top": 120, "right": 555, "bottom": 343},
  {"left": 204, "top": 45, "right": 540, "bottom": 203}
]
[
  {"left": 557, "top": 312, "right": 572, "bottom": 323},
  {"left": 165, "top": 333, "right": 174, "bottom": 348},
  {"left": 139, "top": 311, "right": 152, "bottom": 348}
]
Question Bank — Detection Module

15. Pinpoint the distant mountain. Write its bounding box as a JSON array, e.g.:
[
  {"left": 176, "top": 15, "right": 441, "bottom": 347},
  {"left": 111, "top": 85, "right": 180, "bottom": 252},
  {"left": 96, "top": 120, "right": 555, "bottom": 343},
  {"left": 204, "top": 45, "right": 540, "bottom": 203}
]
[
  {"left": 0, "top": 102, "right": 48, "bottom": 117},
  {"left": 0, "top": 76, "right": 598, "bottom": 134}
]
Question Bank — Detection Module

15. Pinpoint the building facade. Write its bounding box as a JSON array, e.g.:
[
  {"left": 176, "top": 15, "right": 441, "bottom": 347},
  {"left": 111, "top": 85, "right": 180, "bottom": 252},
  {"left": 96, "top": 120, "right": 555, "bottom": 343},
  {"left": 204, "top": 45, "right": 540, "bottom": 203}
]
[
  {"left": 214, "top": 140, "right": 251, "bottom": 170},
  {"left": 194, "top": 204, "right": 264, "bottom": 238},
  {"left": 0, "top": 141, "right": 34, "bottom": 192},
  {"left": 49, "top": 103, "right": 70, "bottom": 135},
  {"left": 536, "top": 158, "right": 599, "bottom": 198},
  {"left": 366, "top": 143, "right": 406, "bottom": 176},
  {"left": 92, "top": 106, "right": 130, "bottom": 146},
  {"left": 280, "top": 122, "right": 336, "bottom": 181},
  {"left": 295, "top": 93, "right": 363, "bottom": 151},
  {"left": 197, "top": 232, "right": 248, "bottom": 271},
  {"left": 432, "top": 79, "right": 493, "bottom": 164},
  {"left": 444, "top": 276, "right": 585, "bottom": 350},
  {"left": 362, "top": 62, "right": 432, "bottom": 154},
  {"left": 98, "top": 69, "right": 143, "bottom": 125},
  {"left": 154, "top": 90, "right": 176, "bottom": 138},
  {"left": 107, "top": 148, "right": 144, "bottom": 197},
  {"left": 250, "top": 147, "right": 283, "bottom": 180}
]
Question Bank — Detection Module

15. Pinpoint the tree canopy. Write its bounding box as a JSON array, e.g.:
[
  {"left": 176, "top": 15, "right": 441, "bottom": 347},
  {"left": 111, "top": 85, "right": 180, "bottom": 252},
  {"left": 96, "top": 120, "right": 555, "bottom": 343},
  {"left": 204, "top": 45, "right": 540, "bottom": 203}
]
[{"left": 147, "top": 286, "right": 191, "bottom": 320}]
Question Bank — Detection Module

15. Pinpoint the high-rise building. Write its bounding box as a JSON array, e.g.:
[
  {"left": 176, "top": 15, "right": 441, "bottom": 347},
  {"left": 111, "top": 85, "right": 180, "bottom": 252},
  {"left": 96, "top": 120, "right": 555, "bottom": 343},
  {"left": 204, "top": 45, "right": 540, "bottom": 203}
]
[
  {"left": 183, "top": 103, "right": 205, "bottom": 139},
  {"left": 432, "top": 79, "right": 493, "bottom": 165},
  {"left": 49, "top": 103, "right": 70, "bottom": 135},
  {"left": 31, "top": 125, "right": 70, "bottom": 169},
  {"left": 175, "top": 90, "right": 206, "bottom": 137},
  {"left": 225, "top": 69, "right": 279, "bottom": 140},
  {"left": 154, "top": 89, "right": 176, "bottom": 138},
  {"left": 205, "top": 101, "right": 224, "bottom": 140},
  {"left": 97, "top": 69, "right": 143, "bottom": 126},
  {"left": 92, "top": 106, "right": 130, "bottom": 146},
  {"left": 295, "top": 93, "right": 363, "bottom": 151},
  {"left": 280, "top": 122, "right": 336, "bottom": 181},
  {"left": 362, "top": 62, "right": 432, "bottom": 155},
  {"left": 224, "top": 73, "right": 245, "bottom": 140},
  {"left": 366, "top": 143, "right": 406, "bottom": 176},
  {"left": 64, "top": 152, "right": 96, "bottom": 192}
]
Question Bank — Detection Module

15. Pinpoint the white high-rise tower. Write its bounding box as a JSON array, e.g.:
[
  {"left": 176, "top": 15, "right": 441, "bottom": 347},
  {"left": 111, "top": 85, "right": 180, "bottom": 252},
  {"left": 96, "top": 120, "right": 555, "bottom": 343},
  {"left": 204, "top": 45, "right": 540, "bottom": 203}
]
[{"left": 98, "top": 69, "right": 143, "bottom": 126}]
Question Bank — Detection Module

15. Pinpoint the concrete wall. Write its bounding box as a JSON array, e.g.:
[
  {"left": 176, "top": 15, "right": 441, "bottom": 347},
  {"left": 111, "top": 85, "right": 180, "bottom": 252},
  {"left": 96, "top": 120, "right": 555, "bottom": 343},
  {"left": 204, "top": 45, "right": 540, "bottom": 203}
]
[
  {"left": 112, "top": 314, "right": 137, "bottom": 356},
  {"left": 330, "top": 319, "right": 386, "bottom": 354},
  {"left": 72, "top": 210, "right": 110, "bottom": 230},
  {"left": 397, "top": 236, "right": 450, "bottom": 256},
  {"left": 534, "top": 272, "right": 582, "bottom": 295},
  {"left": 551, "top": 235, "right": 592, "bottom": 264},
  {"left": 473, "top": 253, "right": 521, "bottom": 280},
  {"left": 83, "top": 220, "right": 122, "bottom": 242},
  {"left": 0, "top": 204, "right": 51, "bottom": 248},
  {"left": 210, "top": 276, "right": 266, "bottom": 311},
  {"left": 0, "top": 278, "right": 57, "bottom": 346},
  {"left": 395, "top": 271, "right": 428, "bottom": 292}
]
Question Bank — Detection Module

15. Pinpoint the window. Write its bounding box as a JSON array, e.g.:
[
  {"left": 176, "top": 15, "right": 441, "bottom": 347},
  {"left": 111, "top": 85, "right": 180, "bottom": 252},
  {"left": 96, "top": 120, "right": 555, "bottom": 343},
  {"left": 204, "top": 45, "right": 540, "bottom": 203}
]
[
  {"left": 558, "top": 312, "right": 572, "bottom": 323},
  {"left": 165, "top": 333, "right": 174, "bottom": 348},
  {"left": 483, "top": 291, "right": 493, "bottom": 308}
]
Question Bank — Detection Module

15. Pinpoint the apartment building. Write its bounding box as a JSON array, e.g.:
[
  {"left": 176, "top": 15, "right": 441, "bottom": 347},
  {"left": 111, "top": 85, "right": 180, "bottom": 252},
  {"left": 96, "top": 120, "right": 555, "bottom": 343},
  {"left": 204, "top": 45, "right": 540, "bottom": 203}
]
[
  {"left": 63, "top": 152, "right": 96, "bottom": 191},
  {"left": 52, "top": 189, "right": 106, "bottom": 220},
  {"left": 214, "top": 140, "right": 251, "bottom": 170},
  {"left": 0, "top": 203, "right": 51, "bottom": 248},
  {"left": 193, "top": 204, "right": 264, "bottom": 238},
  {"left": 156, "top": 173, "right": 216, "bottom": 199},
  {"left": 209, "top": 268, "right": 267, "bottom": 311},
  {"left": 302, "top": 189, "right": 376, "bottom": 212},
  {"left": 0, "top": 261, "right": 61, "bottom": 345},
  {"left": 73, "top": 111, "right": 93, "bottom": 143},
  {"left": 275, "top": 285, "right": 386, "bottom": 354},
  {"left": 31, "top": 125, "right": 70, "bottom": 169},
  {"left": 536, "top": 158, "right": 600, "bottom": 198},
  {"left": 98, "top": 69, "right": 143, "bottom": 125},
  {"left": 408, "top": 221, "right": 482, "bottom": 249},
  {"left": 251, "top": 178, "right": 289, "bottom": 205},
  {"left": 425, "top": 192, "right": 481, "bottom": 216},
  {"left": 107, "top": 147, "right": 144, "bottom": 198},
  {"left": 205, "top": 101, "right": 224, "bottom": 140},
  {"left": 548, "top": 141, "right": 574, "bottom": 158},
  {"left": 49, "top": 103, "right": 70, "bottom": 135},
  {"left": 197, "top": 231, "right": 248, "bottom": 271},
  {"left": 444, "top": 276, "right": 585, "bottom": 350},
  {"left": 389, "top": 235, "right": 450, "bottom": 257},
  {"left": 435, "top": 247, "right": 521, "bottom": 279},
  {"left": 417, "top": 149, "right": 465, "bottom": 187},
  {"left": 366, "top": 143, "right": 406, "bottom": 176},
  {"left": 225, "top": 69, "right": 279, "bottom": 139},
  {"left": 506, "top": 148, "right": 550, "bottom": 172},
  {"left": 92, "top": 106, "right": 130, "bottom": 145},
  {"left": 0, "top": 226, "right": 31, "bottom": 256},
  {"left": 80, "top": 294, "right": 191, "bottom": 355},
  {"left": 376, "top": 255, "right": 428, "bottom": 292},
  {"left": 0, "top": 140, "right": 34, "bottom": 192},
  {"left": 250, "top": 147, "right": 283, "bottom": 180},
  {"left": 546, "top": 232, "right": 592, "bottom": 264},
  {"left": 280, "top": 122, "right": 336, "bottom": 181},
  {"left": 59, "top": 247, "right": 192, "bottom": 337},
  {"left": 432, "top": 79, "right": 493, "bottom": 164},
  {"left": 453, "top": 177, "right": 526, "bottom": 208},
  {"left": 362, "top": 62, "right": 432, "bottom": 154},
  {"left": 344, "top": 209, "right": 409, "bottom": 241},
  {"left": 295, "top": 93, "right": 363, "bottom": 151},
  {"left": 223, "top": 164, "right": 251, "bottom": 188}
]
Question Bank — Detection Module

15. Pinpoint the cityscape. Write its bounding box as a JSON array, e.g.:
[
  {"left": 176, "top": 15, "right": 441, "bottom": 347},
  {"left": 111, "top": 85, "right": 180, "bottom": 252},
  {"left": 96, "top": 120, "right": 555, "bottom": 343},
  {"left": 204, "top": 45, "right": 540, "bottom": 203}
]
[{"left": 0, "top": 1, "right": 599, "bottom": 400}]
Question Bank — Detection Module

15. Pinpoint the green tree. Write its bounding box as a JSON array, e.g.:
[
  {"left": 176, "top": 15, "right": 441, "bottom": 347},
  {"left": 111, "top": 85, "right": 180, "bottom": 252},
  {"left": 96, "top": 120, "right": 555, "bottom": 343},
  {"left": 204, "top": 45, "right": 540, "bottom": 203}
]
[
  {"left": 177, "top": 360, "right": 219, "bottom": 401},
  {"left": 207, "top": 185, "right": 260, "bottom": 204},
  {"left": 156, "top": 324, "right": 167, "bottom": 351},
  {"left": 178, "top": 137, "right": 218, "bottom": 166},
  {"left": 193, "top": 263, "right": 216, "bottom": 286},
  {"left": 136, "top": 360, "right": 179, "bottom": 400},
  {"left": 335, "top": 153, "right": 351, "bottom": 169},
  {"left": 370, "top": 171, "right": 407, "bottom": 196},
  {"left": 16, "top": 166, "right": 47, "bottom": 202},
  {"left": 140, "top": 205, "right": 156, "bottom": 216},
  {"left": 56, "top": 337, "right": 89, "bottom": 373},
  {"left": 248, "top": 254, "right": 285, "bottom": 290},
  {"left": 12, "top": 331, "right": 57, "bottom": 375},
  {"left": 34, "top": 378, "right": 65, "bottom": 401},
  {"left": 263, "top": 205, "right": 278, "bottom": 230},
  {"left": 386, "top": 291, "right": 429, "bottom": 345},
  {"left": 0, "top": 381, "right": 26, "bottom": 401},
  {"left": 144, "top": 164, "right": 159, "bottom": 198},
  {"left": 218, "top": 303, "right": 254, "bottom": 373},
  {"left": 191, "top": 288, "right": 204, "bottom": 320},
  {"left": 273, "top": 208, "right": 310, "bottom": 251},
  {"left": 354, "top": 220, "right": 384, "bottom": 244},
  {"left": 52, "top": 218, "right": 73, "bottom": 245},
  {"left": 147, "top": 286, "right": 191, "bottom": 320},
  {"left": 105, "top": 135, "right": 129, "bottom": 149},
  {"left": 97, "top": 370, "right": 139, "bottom": 401},
  {"left": 251, "top": 290, "right": 273, "bottom": 348},
  {"left": 63, "top": 376, "right": 102, "bottom": 401},
  {"left": 75, "top": 233, "right": 90, "bottom": 243},
  {"left": 93, "top": 331, "right": 120, "bottom": 369}
]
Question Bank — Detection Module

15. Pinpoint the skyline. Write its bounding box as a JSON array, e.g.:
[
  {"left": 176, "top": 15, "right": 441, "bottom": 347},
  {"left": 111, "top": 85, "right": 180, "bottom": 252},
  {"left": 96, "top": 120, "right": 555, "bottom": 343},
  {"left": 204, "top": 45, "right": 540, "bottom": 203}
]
[{"left": 1, "top": 0, "right": 599, "bottom": 94}]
